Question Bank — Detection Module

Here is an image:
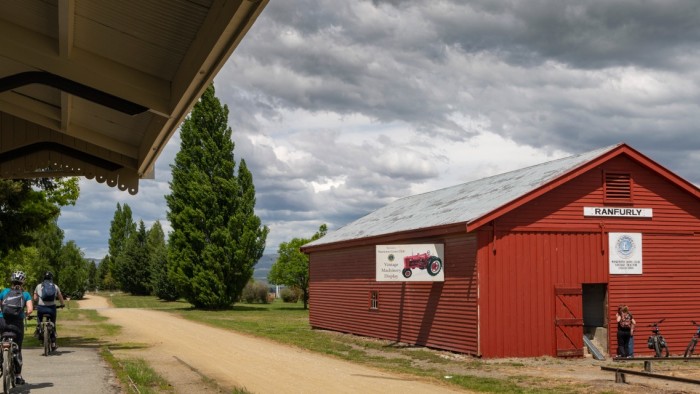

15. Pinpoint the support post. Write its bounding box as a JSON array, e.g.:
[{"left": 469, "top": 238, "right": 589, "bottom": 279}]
[{"left": 615, "top": 371, "right": 626, "bottom": 383}]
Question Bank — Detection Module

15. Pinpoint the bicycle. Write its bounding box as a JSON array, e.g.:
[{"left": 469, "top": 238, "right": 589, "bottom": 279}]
[
  {"left": 0, "top": 324, "right": 21, "bottom": 393},
  {"left": 647, "top": 318, "right": 670, "bottom": 358},
  {"left": 683, "top": 320, "right": 700, "bottom": 358},
  {"left": 33, "top": 305, "right": 64, "bottom": 356}
]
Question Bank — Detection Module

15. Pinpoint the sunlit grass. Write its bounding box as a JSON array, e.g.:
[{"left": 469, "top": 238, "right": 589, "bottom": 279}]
[{"left": 101, "top": 347, "right": 172, "bottom": 394}]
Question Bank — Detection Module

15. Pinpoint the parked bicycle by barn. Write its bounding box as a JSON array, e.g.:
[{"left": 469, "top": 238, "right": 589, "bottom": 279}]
[
  {"left": 683, "top": 320, "right": 700, "bottom": 358},
  {"left": 647, "top": 318, "right": 670, "bottom": 358}
]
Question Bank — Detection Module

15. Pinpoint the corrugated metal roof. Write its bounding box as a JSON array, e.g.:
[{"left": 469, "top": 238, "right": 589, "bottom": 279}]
[{"left": 307, "top": 143, "right": 622, "bottom": 247}]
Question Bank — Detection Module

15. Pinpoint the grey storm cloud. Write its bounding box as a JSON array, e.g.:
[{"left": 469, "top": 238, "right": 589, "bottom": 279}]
[{"left": 226, "top": 0, "right": 700, "bottom": 181}]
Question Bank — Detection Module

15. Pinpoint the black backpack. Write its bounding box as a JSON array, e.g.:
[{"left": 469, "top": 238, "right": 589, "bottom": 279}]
[
  {"left": 41, "top": 280, "right": 57, "bottom": 302},
  {"left": 2, "top": 288, "right": 25, "bottom": 317}
]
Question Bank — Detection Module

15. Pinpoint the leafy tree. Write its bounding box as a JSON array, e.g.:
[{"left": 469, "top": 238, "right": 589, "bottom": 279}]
[
  {"left": 115, "top": 220, "right": 151, "bottom": 295},
  {"left": 86, "top": 260, "right": 98, "bottom": 292},
  {"left": 0, "top": 178, "right": 78, "bottom": 256},
  {"left": 268, "top": 224, "right": 327, "bottom": 309},
  {"left": 33, "top": 219, "right": 65, "bottom": 282},
  {"left": 97, "top": 255, "right": 117, "bottom": 291},
  {"left": 59, "top": 240, "right": 89, "bottom": 299},
  {"left": 0, "top": 246, "right": 41, "bottom": 288},
  {"left": 166, "top": 84, "right": 268, "bottom": 309},
  {"left": 107, "top": 203, "right": 136, "bottom": 290},
  {"left": 148, "top": 221, "right": 178, "bottom": 300}
]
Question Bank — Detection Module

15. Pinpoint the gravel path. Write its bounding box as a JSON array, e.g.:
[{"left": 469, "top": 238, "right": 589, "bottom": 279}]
[{"left": 82, "top": 295, "right": 465, "bottom": 393}]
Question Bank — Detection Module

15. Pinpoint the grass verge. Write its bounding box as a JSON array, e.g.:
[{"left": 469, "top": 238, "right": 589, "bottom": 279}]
[{"left": 102, "top": 347, "right": 173, "bottom": 394}]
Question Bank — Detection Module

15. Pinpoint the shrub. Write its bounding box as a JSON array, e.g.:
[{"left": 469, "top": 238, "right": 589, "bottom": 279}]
[
  {"left": 280, "top": 287, "right": 299, "bottom": 303},
  {"left": 242, "top": 281, "right": 269, "bottom": 304}
]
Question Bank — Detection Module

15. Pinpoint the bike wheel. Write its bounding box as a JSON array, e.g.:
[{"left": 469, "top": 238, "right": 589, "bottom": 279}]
[
  {"left": 43, "top": 321, "right": 50, "bottom": 356},
  {"left": 661, "top": 342, "right": 670, "bottom": 358},
  {"left": 653, "top": 337, "right": 662, "bottom": 357},
  {"left": 685, "top": 339, "right": 697, "bottom": 358},
  {"left": 2, "top": 348, "right": 12, "bottom": 394}
]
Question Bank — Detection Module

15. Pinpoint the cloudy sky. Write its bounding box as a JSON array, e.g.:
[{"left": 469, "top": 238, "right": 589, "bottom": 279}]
[{"left": 59, "top": 0, "right": 700, "bottom": 259}]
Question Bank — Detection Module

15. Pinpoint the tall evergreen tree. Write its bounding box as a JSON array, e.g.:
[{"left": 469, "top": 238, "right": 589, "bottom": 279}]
[
  {"left": 107, "top": 203, "right": 136, "bottom": 290},
  {"left": 166, "top": 84, "right": 268, "bottom": 309},
  {"left": 87, "top": 260, "right": 97, "bottom": 292},
  {"left": 148, "top": 221, "right": 178, "bottom": 300},
  {"left": 115, "top": 220, "right": 151, "bottom": 295}
]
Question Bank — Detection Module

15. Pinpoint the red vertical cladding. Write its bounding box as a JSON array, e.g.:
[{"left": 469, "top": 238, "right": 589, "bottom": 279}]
[
  {"left": 308, "top": 233, "right": 480, "bottom": 355},
  {"left": 609, "top": 233, "right": 700, "bottom": 357},
  {"left": 478, "top": 230, "right": 607, "bottom": 358}
]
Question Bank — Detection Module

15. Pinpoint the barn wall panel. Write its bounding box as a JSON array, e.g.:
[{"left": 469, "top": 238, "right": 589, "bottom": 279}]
[
  {"left": 478, "top": 231, "right": 608, "bottom": 358},
  {"left": 478, "top": 155, "right": 700, "bottom": 357},
  {"left": 609, "top": 233, "right": 700, "bottom": 357},
  {"left": 309, "top": 234, "right": 479, "bottom": 354}
]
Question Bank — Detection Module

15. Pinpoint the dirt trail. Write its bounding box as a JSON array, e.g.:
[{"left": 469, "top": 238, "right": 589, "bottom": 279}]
[{"left": 77, "top": 294, "right": 465, "bottom": 393}]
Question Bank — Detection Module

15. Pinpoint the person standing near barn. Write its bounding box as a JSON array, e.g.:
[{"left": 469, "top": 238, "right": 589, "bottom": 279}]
[
  {"left": 33, "top": 271, "right": 66, "bottom": 351},
  {"left": 616, "top": 305, "right": 636, "bottom": 358},
  {"left": 0, "top": 271, "right": 34, "bottom": 385}
]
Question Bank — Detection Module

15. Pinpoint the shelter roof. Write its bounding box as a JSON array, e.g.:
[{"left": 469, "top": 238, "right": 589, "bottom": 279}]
[
  {"left": 305, "top": 143, "right": 700, "bottom": 249},
  {"left": 0, "top": 0, "right": 268, "bottom": 194}
]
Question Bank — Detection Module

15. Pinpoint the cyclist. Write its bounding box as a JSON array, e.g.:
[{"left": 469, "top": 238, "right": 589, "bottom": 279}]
[
  {"left": 0, "top": 271, "right": 34, "bottom": 385},
  {"left": 33, "top": 271, "right": 66, "bottom": 351}
]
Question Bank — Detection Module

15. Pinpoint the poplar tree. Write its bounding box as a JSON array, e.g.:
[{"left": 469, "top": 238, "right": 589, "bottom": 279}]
[
  {"left": 148, "top": 221, "right": 178, "bottom": 300},
  {"left": 107, "top": 203, "right": 136, "bottom": 290},
  {"left": 115, "top": 220, "right": 151, "bottom": 295},
  {"left": 166, "top": 84, "right": 268, "bottom": 309}
]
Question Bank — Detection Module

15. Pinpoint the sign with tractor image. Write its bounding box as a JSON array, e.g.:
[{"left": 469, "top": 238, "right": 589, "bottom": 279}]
[{"left": 375, "top": 244, "right": 445, "bottom": 282}]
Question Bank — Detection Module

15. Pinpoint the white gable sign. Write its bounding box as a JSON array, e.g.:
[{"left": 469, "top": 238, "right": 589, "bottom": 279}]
[{"left": 584, "top": 207, "right": 652, "bottom": 218}]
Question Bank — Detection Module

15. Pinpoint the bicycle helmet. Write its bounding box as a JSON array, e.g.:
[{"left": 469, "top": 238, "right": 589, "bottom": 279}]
[
  {"left": 44, "top": 271, "right": 54, "bottom": 281},
  {"left": 10, "top": 271, "right": 26, "bottom": 284}
]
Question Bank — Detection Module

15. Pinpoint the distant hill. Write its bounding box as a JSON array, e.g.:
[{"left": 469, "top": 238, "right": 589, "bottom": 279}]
[{"left": 83, "top": 256, "right": 276, "bottom": 282}]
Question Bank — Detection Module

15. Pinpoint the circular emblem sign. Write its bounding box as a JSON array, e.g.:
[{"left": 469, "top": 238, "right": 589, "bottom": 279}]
[
  {"left": 387, "top": 254, "right": 395, "bottom": 262},
  {"left": 615, "top": 235, "right": 635, "bottom": 259}
]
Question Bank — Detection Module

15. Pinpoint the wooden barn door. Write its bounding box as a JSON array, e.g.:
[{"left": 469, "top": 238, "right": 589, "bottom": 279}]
[{"left": 554, "top": 285, "right": 584, "bottom": 357}]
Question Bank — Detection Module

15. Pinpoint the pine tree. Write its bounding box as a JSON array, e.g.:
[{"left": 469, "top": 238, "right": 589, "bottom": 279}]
[{"left": 166, "top": 84, "right": 268, "bottom": 309}]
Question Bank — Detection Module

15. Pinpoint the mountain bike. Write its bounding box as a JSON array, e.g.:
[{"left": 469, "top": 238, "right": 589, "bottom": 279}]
[
  {"left": 647, "top": 318, "right": 670, "bottom": 357},
  {"left": 0, "top": 324, "right": 20, "bottom": 393},
  {"left": 34, "top": 305, "right": 64, "bottom": 356},
  {"left": 683, "top": 320, "right": 700, "bottom": 358}
]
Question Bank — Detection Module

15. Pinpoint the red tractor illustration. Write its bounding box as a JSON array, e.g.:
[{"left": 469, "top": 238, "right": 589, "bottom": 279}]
[{"left": 402, "top": 250, "right": 443, "bottom": 278}]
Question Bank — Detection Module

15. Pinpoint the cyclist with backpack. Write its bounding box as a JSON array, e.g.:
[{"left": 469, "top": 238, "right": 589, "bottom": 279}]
[
  {"left": 33, "top": 271, "right": 66, "bottom": 351},
  {"left": 0, "top": 271, "right": 34, "bottom": 385}
]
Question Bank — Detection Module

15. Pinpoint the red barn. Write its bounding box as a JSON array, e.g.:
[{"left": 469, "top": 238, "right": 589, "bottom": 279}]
[{"left": 301, "top": 143, "right": 700, "bottom": 358}]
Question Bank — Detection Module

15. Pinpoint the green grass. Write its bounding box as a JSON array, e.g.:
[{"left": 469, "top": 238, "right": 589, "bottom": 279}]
[
  {"left": 105, "top": 293, "right": 193, "bottom": 310},
  {"left": 102, "top": 347, "right": 172, "bottom": 394},
  {"left": 103, "top": 294, "right": 599, "bottom": 393}
]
